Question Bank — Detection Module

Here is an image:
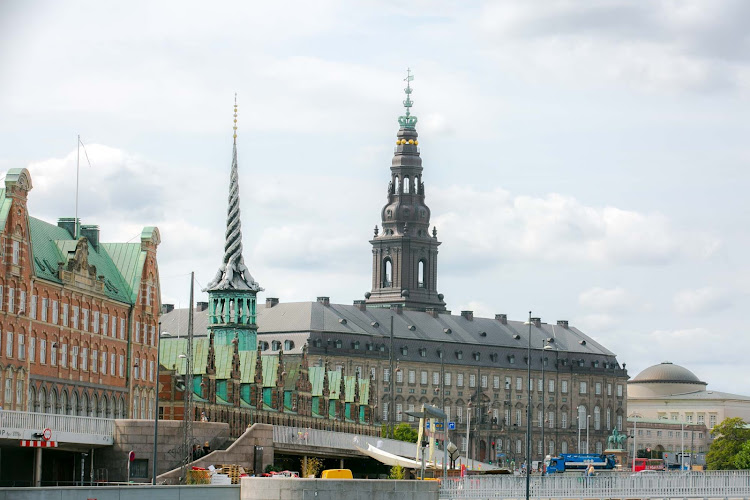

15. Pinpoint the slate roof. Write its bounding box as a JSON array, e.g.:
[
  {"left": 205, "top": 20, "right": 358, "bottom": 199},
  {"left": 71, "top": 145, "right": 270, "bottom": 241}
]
[{"left": 160, "top": 301, "right": 616, "bottom": 356}]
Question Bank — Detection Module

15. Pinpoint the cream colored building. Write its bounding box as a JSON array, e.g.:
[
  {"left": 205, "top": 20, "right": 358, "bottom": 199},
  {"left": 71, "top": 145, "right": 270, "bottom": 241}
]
[{"left": 626, "top": 361, "right": 750, "bottom": 459}]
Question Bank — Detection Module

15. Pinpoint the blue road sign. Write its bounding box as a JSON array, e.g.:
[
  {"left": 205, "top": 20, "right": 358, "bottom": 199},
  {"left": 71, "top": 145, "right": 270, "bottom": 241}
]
[
  {"left": 426, "top": 422, "right": 445, "bottom": 430},
  {"left": 448, "top": 422, "right": 456, "bottom": 430}
]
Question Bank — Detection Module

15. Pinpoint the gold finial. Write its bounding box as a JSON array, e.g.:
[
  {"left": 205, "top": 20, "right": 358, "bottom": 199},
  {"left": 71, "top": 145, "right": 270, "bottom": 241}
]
[{"left": 233, "top": 93, "right": 238, "bottom": 143}]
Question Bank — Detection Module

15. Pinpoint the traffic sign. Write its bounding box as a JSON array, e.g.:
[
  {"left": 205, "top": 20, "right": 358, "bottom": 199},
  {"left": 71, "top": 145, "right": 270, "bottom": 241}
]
[
  {"left": 448, "top": 422, "right": 456, "bottom": 430},
  {"left": 128, "top": 450, "right": 135, "bottom": 462},
  {"left": 42, "top": 428, "right": 52, "bottom": 441}
]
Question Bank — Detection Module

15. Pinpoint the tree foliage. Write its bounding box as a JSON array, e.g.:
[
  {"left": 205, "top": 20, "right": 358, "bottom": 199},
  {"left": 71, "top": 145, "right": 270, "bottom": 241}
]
[
  {"left": 734, "top": 440, "right": 750, "bottom": 469},
  {"left": 389, "top": 464, "right": 405, "bottom": 479},
  {"left": 706, "top": 417, "right": 750, "bottom": 470},
  {"left": 393, "top": 422, "right": 419, "bottom": 443},
  {"left": 302, "top": 457, "right": 324, "bottom": 478}
]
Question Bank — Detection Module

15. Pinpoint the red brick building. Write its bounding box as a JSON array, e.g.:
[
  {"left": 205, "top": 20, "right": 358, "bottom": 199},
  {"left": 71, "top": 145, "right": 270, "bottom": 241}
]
[{"left": 0, "top": 168, "right": 161, "bottom": 418}]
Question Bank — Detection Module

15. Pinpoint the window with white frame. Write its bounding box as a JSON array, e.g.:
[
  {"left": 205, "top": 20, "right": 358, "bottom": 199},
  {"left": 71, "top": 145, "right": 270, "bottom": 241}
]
[
  {"left": 118, "top": 355, "right": 124, "bottom": 377},
  {"left": 493, "top": 375, "right": 500, "bottom": 389},
  {"left": 505, "top": 376, "right": 511, "bottom": 389},
  {"left": 101, "top": 351, "right": 107, "bottom": 375},
  {"left": 548, "top": 411, "right": 555, "bottom": 428},
  {"left": 8, "top": 287, "right": 15, "bottom": 313},
  {"left": 112, "top": 316, "right": 117, "bottom": 337},
  {"left": 457, "top": 374, "right": 464, "bottom": 387},
  {"left": 607, "top": 408, "right": 611, "bottom": 430},
  {"left": 420, "top": 371, "right": 427, "bottom": 385},
  {"left": 561, "top": 380, "right": 568, "bottom": 393},
  {"left": 408, "top": 404, "right": 415, "bottom": 422},
  {"left": 469, "top": 374, "right": 476, "bottom": 388},
  {"left": 62, "top": 304, "right": 69, "bottom": 326},
  {"left": 396, "top": 370, "right": 403, "bottom": 383},
  {"left": 444, "top": 372, "right": 451, "bottom": 386},
  {"left": 72, "top": 306, "right": 79, "bottom": 329},
  {"left": 82, "top": 309, "right": 89, "bottom": 331},
  {"left": 102, "top": 314, "right": 108, "bottom": 335},
  {"left": 41, "top": 298, "right": 48, "bottom": 321},
  {"left": 81, "top": 347, "right": 88, "bottom": 371},
  {"left": 457, "top": 406, "right": 463, "bottom": 424},
  {"left": 29, "top": 337, "right": 35, "bottom": 363},
  {"left": 51, "top": 341, "right": 57, "bottom": 366},
  {"left": 19, "top": 290, "right": 25, "bottom": 313},
  {"left": 596, "top": 442, "right": 603, "bottom": 454},
  {"left": 71, "top": 345, "right": 78, "bottom": 369},
  {"left": 595, "top": 382, "right": 601, "bottom": 395},
  {"left": 616, "top": 384, "right": 623, "bottom": 397},
  {"left": 396, "top": 403, "right": 403, "bottom": 422},
  {"left": 12, "top": 240, "right": 19, "bottom": 265},
  {"left": 92, "top": 349, "right": 97, "bottom": 372},
  {"left": 516, "top": 377, "right": 522, "bottom": 391},
  {"left": 61, "top": 343, "right": 68, "bottom": 368},
  {"left": 617, "top": 415, "right": 623, "bottom": 431},
  {"left": 698, "top": 414, "right": 705, "bottom": 425},
  {"left": 433, "top": 372, "right": 439, "bottom": 385},
  {"left": 383, "top": 368, "right": 390, "bottom": 382},
  {"left": 134, "top": 357, "right": 140, "bottom": 380},
  {"left": 607, "top": 383, "right": 612, "bottom": 396},
  {"left": 481, "top": 375, "right": 487, "bottom": 388},
  {"left": 538, "top": 410, "right": 543, "bottom": 428},
  {"left": 561, "top": 412, "right": 568, "bottom": 429},
  {"left": 150, "top": 325, "right": 155, "bottom": 346},
  {"left": 6, "top": 332, "right": 13, "bottom": 357},
  {"left": 710, "top": 414, "right": 717, "bottom": 427},
  {"left": 93, "top": 311, "right": 99, "bottom": 333},
  {"left": 548, "top": 379, "right": 555, "bottom": 392},
  {"left": 579, "top": 381, "right": 587, "bottom": 394},
  {"left": 516, "top": 439, "right": 522, "bottom": 453},
  {"left": 40, "top": 339, "right": 46, "bottom": 365},
  {"left": 516, "top": 409, "right": 522, "bottom": 426},
  {"left": 149, "top": 360, "right": 154, "bottom": 382},
  {"left": 135, "top": 322, "right": 140, "bottom": 343},
  {"left": 594, "top": 406, "right": 601, "bottom": 430},
  {"left": 30, "top": 295, "right": 36, "bottom": 319},
  {"left": 120, "top": 318, "right": 126, "bottom": 339},
  {"left": 18, "top": 334, "right": 24, "bottom": 360},
  {"left": 51, "top": 300, "right": 58, "bottom": 324}
]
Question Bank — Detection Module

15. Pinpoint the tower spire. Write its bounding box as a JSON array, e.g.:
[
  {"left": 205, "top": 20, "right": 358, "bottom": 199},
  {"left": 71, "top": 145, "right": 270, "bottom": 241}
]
[
  {"left": 204, "top": 95, "right": 262, "bottom": 292},
  {"left": 398, "top": 68, "right": 418, "bottom": 130}
]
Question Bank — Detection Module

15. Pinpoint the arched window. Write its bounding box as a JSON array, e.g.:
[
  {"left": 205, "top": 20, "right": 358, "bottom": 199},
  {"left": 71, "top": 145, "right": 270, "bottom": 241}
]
[
  {"left": 383, "top": 258, "right": 392, "bottom": 287},
  {"left": 61, "top": 390, "right": 69, "bottom": 415},
  {"left": 141, "top": 392, "right": 147, "bottom": 419},
  {"left": 606, "top": 407, "right": 612, "bottom": 430},
  {"left": 578, "top": 405, "right": 587, "bottom": 429},
  {"left": 4, "top": 368, "right": 13, "bottom": 409},
  {"left": 28, "top": 385, "right": 36, "bottom": 412},
  {"left": 49, "top": 387, "right": 58, "bottom": 414},
  {"left": 271, "top": 340, "right": 281, "bottom": 351},
  {"left": 102, "top": 394, "right": 110, "bottom": 418},
  {"left": 594, "top": 406, "right": 601, "bottom": 430},
  {"left": 71, "top": 391, "right": 79, "bottom": 416},
  {"left": 133, "top": 389, "right": 140, "bottom": 419},
  {"left": 38, "top": 386, "right": 47, "bottom": 413},
  {"left": 404, "top": 177, "right": 410, "bottom": 194},
  {"left": 81, "top": 392, "right": 89, "bottom": 417},
  {"left": 115, "top": 396, "right": 121, "bottom": 418},
  {"left": 90, "top": 393, "right": 97, "bottom": 417},
  {"left": 148, "top": 391, "right": 154, "bottom": 419},
  {"left": 418, "top": 260, "right": 426, "bottom": 288},
  {"left": 395, "top": 176, "right": 401, "bottom": 194},
  {"left": 284, "top": 340, "right": 295, "bottom": 351}
]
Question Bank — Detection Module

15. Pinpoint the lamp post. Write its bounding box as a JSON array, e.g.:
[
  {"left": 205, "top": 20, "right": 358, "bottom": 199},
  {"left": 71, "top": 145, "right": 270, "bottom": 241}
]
[
  {"left": 389, "top": 315, "right": 395, "bottom": 439},
  {"left": 540, "top": 339, "right": 552, "bottom": 467},
  {"left": 586, "top": 415, "right": 591, "bottom": 454},
  {"left": 577, "top": 406, "right": 582, "bottom": 453},
  {"left": 629, "top": 412, "right": 642, "bottom": 471},
  {"left": 438, "top": 349, "right": 447, "bottom": 480},
  {"left": 152, "top": 325, "right": 168, "bottom": 484},
  {"left": 525, "top": 311, "right": 532, "bottom": 500}
]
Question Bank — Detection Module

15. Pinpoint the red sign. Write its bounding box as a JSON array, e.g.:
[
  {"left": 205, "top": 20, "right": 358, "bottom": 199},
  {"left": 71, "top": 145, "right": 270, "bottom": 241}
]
[
  {"left": 42, "top": 428, "right": 52, "bottom": 441},
  {"left": 129, "top": 451, "right": 135, "bottom": 462},
  {"left": 20, "top": 440, "right": 57, "bottom": 448}
]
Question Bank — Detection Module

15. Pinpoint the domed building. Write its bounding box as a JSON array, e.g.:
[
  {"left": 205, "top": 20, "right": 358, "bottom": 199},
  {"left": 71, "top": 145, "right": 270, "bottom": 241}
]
[{"left": 626, "top": 361, "right": 750, "bottom": 466}]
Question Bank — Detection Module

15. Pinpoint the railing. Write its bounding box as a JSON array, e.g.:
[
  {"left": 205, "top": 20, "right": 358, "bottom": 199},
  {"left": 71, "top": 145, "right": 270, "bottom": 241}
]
[
  {"left": 273, "top": 425, "right": 418, "bottom": 459},
  {"left": 439, "top": 471, "right": 750, "bottom": 499},
  {"left": 0, "top": 409, "right": 114, "bottom": 437}
]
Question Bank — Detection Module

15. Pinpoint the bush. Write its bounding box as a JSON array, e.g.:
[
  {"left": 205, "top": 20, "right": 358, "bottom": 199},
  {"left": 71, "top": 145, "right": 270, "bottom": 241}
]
[{"left": 389, "top": 464, "right": 405, "bottom": 479}]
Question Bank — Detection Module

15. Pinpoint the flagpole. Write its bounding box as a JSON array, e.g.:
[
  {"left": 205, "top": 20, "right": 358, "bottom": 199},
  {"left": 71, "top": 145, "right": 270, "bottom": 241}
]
[{"left": 75, "top": 134, "right": 80, "bottom": 238}]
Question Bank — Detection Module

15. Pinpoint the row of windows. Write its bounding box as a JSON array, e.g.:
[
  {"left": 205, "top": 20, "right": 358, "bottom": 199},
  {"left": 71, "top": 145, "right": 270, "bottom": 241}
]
[
  {"left": 379, "top": 368, "right": 623, "bottom": 396},
  {"left": 656, "top": 411, "right": 718, "bottom": 427},
  {"left": 27, "top": 384, "right": 129, "bottom": 418},
  {"left": 0, "top": 287, "right": 156, "bottom": 346},
  {"left": 637, "top": 429, "right": 705, "bottom": 439},
  {"left": 0, "top": 366, "right": 26, "bottom": 409},
  {"left": 1, "top": 331, "right": 153, "bottom": 380},
  {"left": 258, "top": 340, "right": 296, "bottom": 352}
]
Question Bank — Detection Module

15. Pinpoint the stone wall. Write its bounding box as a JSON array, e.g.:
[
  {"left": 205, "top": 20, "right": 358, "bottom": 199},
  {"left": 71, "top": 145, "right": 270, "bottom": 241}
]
[
  {"left": 96, "top": 419, "right": 230, "bottom": 482},
  {"left": 157, "top": 423, "right": 274, "bottom": 484},
  {"left": 0, "top": 485, "right": 239, "bottom": 500},
  {"left": 240, "top": 477, "right": 439, "bottom": 500}
]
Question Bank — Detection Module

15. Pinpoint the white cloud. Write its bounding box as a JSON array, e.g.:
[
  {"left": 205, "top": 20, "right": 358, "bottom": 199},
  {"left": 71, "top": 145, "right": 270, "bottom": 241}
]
[
  {"left": 673, "top": 286, "right": 732, "bottom": 315},
  {"left": 578, "top": 287, "right": 633, "bottom": 312},
  {"left": 576, "top": 313, "right": 618, "bottom": 332},
  {"left": 431, "top": 186, "right": 719, "bottom": 268}
]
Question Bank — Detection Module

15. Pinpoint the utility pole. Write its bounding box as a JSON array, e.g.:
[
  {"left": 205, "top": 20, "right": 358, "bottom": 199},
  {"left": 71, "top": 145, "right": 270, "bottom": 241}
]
[
  {"left": 389, "top": 315, "right": 394, "bottom": 439},
  {"left": 180, "top": 272, "right": 195, "bottom": 484}
]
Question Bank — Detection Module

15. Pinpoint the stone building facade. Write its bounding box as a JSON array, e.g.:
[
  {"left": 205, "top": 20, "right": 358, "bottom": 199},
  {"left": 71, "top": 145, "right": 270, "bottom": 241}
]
[{"left": 0, "top": 168, "right": 161, "bottom": 419}]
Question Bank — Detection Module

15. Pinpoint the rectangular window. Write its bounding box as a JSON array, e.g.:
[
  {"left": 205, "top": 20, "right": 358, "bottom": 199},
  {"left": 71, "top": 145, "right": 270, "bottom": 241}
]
[
  {"left": 561, "top": 412, "right": 568, "bottom": 429},
  {"left": 29, "top": 337, "right": 35, "bottom": 363},
  {"left": 493, "top": 376, "right": 500, "bottom": 389},
  {"left": 469, "top": 374, "right": 476, "bottom": 388},
  {"left": 420, "top": 371, "right": 427, "bottom": 385},
  {"left": 71, "top": 345, "right": 78, "bottom": 369},
  {"left": 607, "top": 383, "right": 612, "bottom": 396},
  {"left": 396, "top": 370, "right": 403, "bottom": 383},
  {"left": 457, "top": 406, "right": 463, "bottom": 424},
  {"left": 112, "top": 316, "right": 117, "bottom": 337},
  {"left": 12, "top": 240, "right": 19, "bottom": 264},
  {"left": 92, "top": 349, "right": 98, "bottom": 372},
  {"left": 72, "top": 306, "right": 79, "bottom": 329},
  {"left": 444, "top": 372, "right": 451, "bottom": 386},
  {"left": 6, "top": 332, "right": 13, "bottom": 357},
  {"left": 134, "top": 357, "right": 139, "bottom": 380},
  {"left": 382, "top": 402, "right": 389, "bottom": 421},
  {"left": 120, "top": 318, "right": 126, "bottom": 339},
  {"left": 537, "top": 378, "right": 543, "bottom": 392},
  {"left": 396, "top": 404, "right": 403, "bottom": 422},
  {"left": 516, "top": 377, "right": 522, "bottom": 391},
  {"left": 657, "top": 430, "right": 662, "bottom": 437},
  {"left": 82, "top": 309, "right": 89, "bottom": 331},
  {"left": 686, "top": 414, "right": 693, "bottom": 423},
  {"left": 516, "top": 409, "right": 522, "bottom": 426},
  {"left": 408, "top": 404, "right": 415, "bottom": 422},
  {"left": 62, "top": 303, "right": 69, "bottom": 327},
  {"left": 538, "top": 410, "right": 543, "bottom": 428},
  {"left": 119, "top": 354, "right": 124, "bottom": 377},
  {"left": 41, "top": 298, "right": 48, "bottom": 322},
  {"left": 30, "top": 295, "right": 36, "bottom": 319},
  {"left": 16, "top": 379, "right": 23, "bottom": 405},
  {"left": 52, "top": 300, "right": 58, "bottom": 325},
  {"left": 457, "top": 373, "right": 464, "bottom": 387},
  {"left": 50, "top": 342, "right": 57, "bottom": 366},
  {"left": 19, "top": 290, "right": 25, "bottom": 314},
  {"left": 481, "top": 375, "right": 487, "bottom": 388},
  {"left": 710, "top": 414, "right": 717, "bottom": 427},
  {"left": 548, "top": 379, "right": 555, "bottom": 393},
  {"left": 93, "top": 311, "right": 99, "bottom": 333},
  {"left": 433, "top": 372, "right": 440, "bottom": 385},
  {"left": 149, "top": 360, "right": 154, "bottom": 382},
  {"left": 595, "top": 382, "right": 601, "bottom": 395},
  {"left": 383, "top": 368, "right": 390, "bottom": 382},
  {"left": 40, "top": 339, "right": 46, "bottom": 365},
  {"left": 146, "top": 284, "right": 152, "bottom": 306},
  {"left": 0, "top": 286, "right": 3, "bottom": 311},
  {"left": 61, "top": 343, "right": 68, "bottom": 368},
  {"left": 617, "top": 384, "right": 623, "bottom": 397},
  {"left": 408, "top": 370, "right": 415, "bottom": 384},
  {"left": 579, "top": 381, "right": 587, "bottom": 394},
  {"left": 8, "top": 287, "right": 14, "bottom": 313},
  {"left": 102, "top": 314, "right": 108, "bottom": 336},
  {"left": 135, "top": 322, "right": 140, "bottom": 343},
  {"left": 669, "top": 431, "right": 673, "bottom": 438},
  {"left": 150, "top": 325, "right": 155, "bottom": 346},
  {"left": 617, "top": 415, "right": 623, "bottom": 431},
  {"left": 18, "top": 334, "right": 25, "bottom": 360},
  {"left": 561, "top": 380, "right": 568, "bottom": 394},
  {"left": 548, "top": 411, "right": 555, "bottom": 428},
  {"left": 698, "top": 414, "right": 705, "bottom": 425},
  {"left": 101, "top": 351, "right": 107, "bottom": 375},
  {"left": 81, "top": 347, "right": 88, "bottom": 371},
  {"left": 505, "top": 376, "right": 511, "bottom": 390}
]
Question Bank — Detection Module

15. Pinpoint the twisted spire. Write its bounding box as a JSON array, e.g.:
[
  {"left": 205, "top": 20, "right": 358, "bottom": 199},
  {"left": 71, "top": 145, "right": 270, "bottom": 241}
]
[{"left": 204, "top": 95, "right": 263, "bottom": 292}]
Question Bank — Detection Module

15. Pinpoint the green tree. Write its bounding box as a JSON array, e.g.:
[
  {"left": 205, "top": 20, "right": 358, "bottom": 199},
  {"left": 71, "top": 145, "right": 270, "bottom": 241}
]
[
  {"left": 389, "top": 464, "right": 405, "bottom": 479},
  {"left": 706, "top": 417, "right": 750, "bottom": 470},
  {"left": 393, "top": 422, "right": 419, "bottom": 443},
  {"left": 734, "top": 440, "right": 750, "bottom": 469}
]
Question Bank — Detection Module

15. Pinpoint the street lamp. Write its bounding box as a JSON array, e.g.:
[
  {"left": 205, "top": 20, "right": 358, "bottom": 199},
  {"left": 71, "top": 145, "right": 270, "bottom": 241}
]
[
  {"left": 524, "top": 311, "right": 533, "bottom": 500},
  {"left": 577, "top": 406, "right": 583, "bottom": 453},
  {"left": 152, "top": 326, "right": 169, "bottom": 484},
  {"left": 629, "top": 412, "right": 643, "bottom": 471},
  {"left": 586, "top": 414, "right": 591, "bottom": 454},
  {"left": 540, "top": 339, "right": 553, "bottom": 465}
]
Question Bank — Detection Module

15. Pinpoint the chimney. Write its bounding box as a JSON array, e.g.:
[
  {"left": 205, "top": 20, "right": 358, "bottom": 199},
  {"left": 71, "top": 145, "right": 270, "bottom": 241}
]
[
  {"left": 557, "top": 320, "right": 569, "bottom": 329},
  {"left": 266, "top": 297, "right": 279, "bottom": 308},
  {"left": 317, "top": 296, "right": 330, "bottom": 306},
  {"left": 460, "top": 310, "right": 474, "bottom": 321},
  {"left": 495, "top": 314, "right": 507, "bottom": 324},
  {"left": 57, "top": 217, "right": 78, "bottom": 238},
  {"left": 80, "top": 225, "right": 100, "bottom": 249},
  {"left": 161, "top": 304, "right": 175, "bottom": 314},
  {"left": 390, "top": 304, "right": 402, "bottom": 314},
  {"left": 425, "top": 308, "right": 439, "bottom": 318},
  {"left": 531, "top": 317, "right": 542, "bottom": 328},
  {"left": 353, "top": 300, "right": 367, "bottom": 312},
  {"left": 196, "top": 301, "right": 209, "bottom": 312}
]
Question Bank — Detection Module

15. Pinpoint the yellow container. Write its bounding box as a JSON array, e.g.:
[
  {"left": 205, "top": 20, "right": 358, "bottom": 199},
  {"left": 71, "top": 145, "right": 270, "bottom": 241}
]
[{"left": 321, "top": 469, "right": 353, "bottom": 479}]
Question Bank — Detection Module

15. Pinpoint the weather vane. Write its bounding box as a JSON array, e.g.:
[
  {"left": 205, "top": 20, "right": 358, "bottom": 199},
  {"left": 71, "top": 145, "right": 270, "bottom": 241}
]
[{"left": 398, "top": 68, "right": 418, "bottom": 129}]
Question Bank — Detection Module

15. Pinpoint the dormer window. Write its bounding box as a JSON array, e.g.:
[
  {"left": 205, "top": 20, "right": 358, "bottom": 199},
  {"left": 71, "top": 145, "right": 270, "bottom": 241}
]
[
  {"left": 284, "top": 340, "right": 295, "bottom": 351},
  {"left": 456, "top": 350, "right": 463, "bottom": 360},
  {"left": 400, "top": 346, "right": 408, "bottom": 356},
  {"left": 473, "top": 352, "right": 480, "bottom": 361},
  {"left": 508, "top": 355, "right": 515, "bottom": 364},
  {"left": 271, "top": 340, "right": 281, "bottom": 351}
]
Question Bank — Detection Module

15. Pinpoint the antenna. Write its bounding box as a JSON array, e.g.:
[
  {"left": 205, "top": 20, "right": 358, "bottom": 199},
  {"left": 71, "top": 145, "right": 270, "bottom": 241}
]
[{"left": 75, "top": 135, "right": 80, "bottom": 238}]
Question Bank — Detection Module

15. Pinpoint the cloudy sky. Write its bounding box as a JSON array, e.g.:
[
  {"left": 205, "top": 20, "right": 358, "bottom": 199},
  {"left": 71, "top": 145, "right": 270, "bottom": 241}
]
[{"left": 2, "top": 1, "right": 749, "bottom": 394}]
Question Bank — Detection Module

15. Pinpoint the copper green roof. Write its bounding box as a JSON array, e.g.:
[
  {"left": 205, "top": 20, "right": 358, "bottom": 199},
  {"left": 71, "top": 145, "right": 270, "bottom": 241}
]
[
  {"left": 26, "top": 216, "right": 135, "bottom": 304},
  {"left": 239, "top": 351, "right": 256, "bottom": 383},
  {"left": 328, "top": 370, "right": 341, "bottom": 399},
  {"left": 310, "top": 366, "right": 324, "bottom": 396},
  {"left": 101, "top": 242, "right": 145, "bottom": 303},
  {"left": 262, "top": 356, "right": 278, "bottom": 387}
]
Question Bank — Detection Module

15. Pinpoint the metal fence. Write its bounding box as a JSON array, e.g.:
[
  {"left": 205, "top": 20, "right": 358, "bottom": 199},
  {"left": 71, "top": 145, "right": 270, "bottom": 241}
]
[
  {"left": 273, "top": 425, "right": 418, "bottom": 458},
  {"left": 439, "top": 470, "right": 750, "bottom": 499},
  {"left": 0, "top": 409, "right": 114, "bottom": 437}
]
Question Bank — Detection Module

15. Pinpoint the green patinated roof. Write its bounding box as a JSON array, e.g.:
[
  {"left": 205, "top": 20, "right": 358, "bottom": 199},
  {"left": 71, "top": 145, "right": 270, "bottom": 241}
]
[
  {"left": 262, "top": 356, "right": 278, "bottom": 387},
  {"left": 310, "top": 366, "right": 324, "bottom": 396},
  {"left": 360, "top": 378, "right": 370, "bottom": 404},
  {"left": 26, "top": 216, "right": 135, "bottom": 304},
  {"left": 284, "top": 362, "right": 300, "bottom": 390},
  {"left": 214, "top": 345, "right": 234, "bottom": 379},
  {"left": 101, "top": 242, "right": 145, "bottom": 303},
  {"left": 345, "top": 376, "right": 356, "bottom": 403},
  {"left": 0, "top": 189, "right": 12, "bottom": 238},
  {"left": 239, "top": 351, "right": 255, "bottom": 383},
  {"left": 159, "top": 338, "right": 209, "bottom": 375},
  {"left": 328, "top": 370, "right": 341, "bottom": 399}
]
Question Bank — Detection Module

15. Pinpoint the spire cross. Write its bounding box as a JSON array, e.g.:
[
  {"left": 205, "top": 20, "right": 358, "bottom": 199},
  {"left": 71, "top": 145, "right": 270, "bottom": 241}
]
[{"left": 403, "top": 68, "right": 414, "bottom": 117}]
